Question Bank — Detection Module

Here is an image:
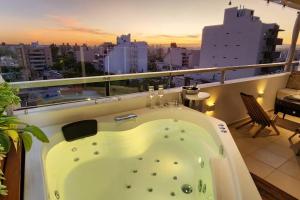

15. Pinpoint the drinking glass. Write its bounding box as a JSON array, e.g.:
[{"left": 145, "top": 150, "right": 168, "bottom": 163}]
[
  {"left": 148, "top": 86, "right": 155, "bottom": 109},
  {"left": 158, "top": 85, "right": 164, "bottom": 107}
]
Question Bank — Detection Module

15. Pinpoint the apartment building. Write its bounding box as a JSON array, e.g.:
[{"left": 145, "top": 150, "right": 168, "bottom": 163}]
[
  {"left": 104, "top": 34, "right": 148, "bottom": 74},
  {"left": 16, "top": 42, "right": 53, "bottom": 79},
  {"left": 199, "top": 7, "right": 282, "bottom": 81},
  {"left": 0, "top": 44, "right": 31, "bottom": 81},
  {"left": 163, "top": 43, "right": 200, "bottom": 70}
]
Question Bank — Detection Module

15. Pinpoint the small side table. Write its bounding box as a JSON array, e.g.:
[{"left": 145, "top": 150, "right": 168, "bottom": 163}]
[
  {"left": 185, "top": 92, "right": 210, "bottom": 112},
  {"left": 274, "top": 98, "right": 300, "bottom": 118}
]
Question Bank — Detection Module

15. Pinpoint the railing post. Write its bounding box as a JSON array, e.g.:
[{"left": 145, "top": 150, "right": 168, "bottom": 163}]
[
  {"left": 5, "top": 106, "right": 14, "bottom": 116},
  {"left": 168, "top": 73, "right": 172, "bottom": 88},
  {"left": 285, "top": 12, "right": 300, "bottom": 72},
  {"left": 24, "top": 100, "right": 28, "bottom": 115},
  {"left": 105, "top": 81, "right": 110, "bottom": 96},
  {"left": 220, "top": 71, "right": 226, "bottom": 84}
]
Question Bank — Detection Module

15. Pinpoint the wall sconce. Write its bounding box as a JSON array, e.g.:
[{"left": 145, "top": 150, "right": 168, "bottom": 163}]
[
  {"left": 257, "top": 92, "right": 264, "bottom": 98},
  {"left": 206, "top": 103, "right": 216, "bottom": 112}
]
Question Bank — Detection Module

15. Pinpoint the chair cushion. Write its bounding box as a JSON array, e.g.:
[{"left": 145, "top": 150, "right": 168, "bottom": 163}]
[
  {"left": 286, "top": 94, "right": 300, "bottom": 101},
  {"left": 277, "top": 88, "right": 300, "bottom": 100},
  {"left": 286, "top": 71, "right": 300, "bottom": 90}
]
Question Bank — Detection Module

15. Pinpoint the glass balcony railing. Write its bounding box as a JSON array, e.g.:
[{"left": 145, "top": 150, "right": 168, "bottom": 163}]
[{"left": 8, "top": 61, "right": 299, "bottom": 110}]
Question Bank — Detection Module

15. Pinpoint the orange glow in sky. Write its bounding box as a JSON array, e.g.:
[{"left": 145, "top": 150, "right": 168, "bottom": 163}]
[{"left": 0, "top": 0, "right": 299, "bottom": 46}]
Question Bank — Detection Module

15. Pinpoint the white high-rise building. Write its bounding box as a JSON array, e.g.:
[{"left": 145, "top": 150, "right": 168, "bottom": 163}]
[
  {"left": 163, "top": 43, "right": 200, "bottom": 70},
  {"left": 199, "top": 7, "right": 282, "bottom": 81},
  {"left": 104, "top": 34, "right": 148, "bottom": 74}
]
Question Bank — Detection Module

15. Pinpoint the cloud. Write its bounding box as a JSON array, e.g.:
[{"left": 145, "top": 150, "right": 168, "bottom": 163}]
[
  {"left": 56, "top": 26, "right": 113, "bottom": 36},
  {"left": 46, "top": 15, "right": 114, "bottom": 36}
]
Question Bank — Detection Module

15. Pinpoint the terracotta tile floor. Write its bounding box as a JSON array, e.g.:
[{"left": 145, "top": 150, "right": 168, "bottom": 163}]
[{"left": 229, "top": 113, "right": 300, "bottom": 199}]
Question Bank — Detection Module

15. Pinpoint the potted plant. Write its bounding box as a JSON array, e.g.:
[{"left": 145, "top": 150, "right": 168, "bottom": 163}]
[{"left": 0, "top": 83, "right": 49, "bottom": 196}]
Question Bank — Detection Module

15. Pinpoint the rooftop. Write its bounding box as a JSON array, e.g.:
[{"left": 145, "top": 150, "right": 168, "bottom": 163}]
[
  {"left": 3, "top": 62, "right": 298, "bottom": 200},
  {"left": 1, "top": 1, "right": 300, "bottom": 200}
]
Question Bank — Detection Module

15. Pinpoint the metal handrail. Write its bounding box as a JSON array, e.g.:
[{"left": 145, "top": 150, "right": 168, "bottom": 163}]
[{"left": 8, "top": 61, "right": 298, "bottom": 89}]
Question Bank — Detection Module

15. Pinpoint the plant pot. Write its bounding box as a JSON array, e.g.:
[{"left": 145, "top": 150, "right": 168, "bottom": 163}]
[{"left": 0, "top": 144, "right": 24, "bottom": 200}]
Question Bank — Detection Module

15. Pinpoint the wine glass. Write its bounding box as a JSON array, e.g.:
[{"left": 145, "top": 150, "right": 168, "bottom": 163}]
[
  {"left": 158, "top": 85, "right": 164, "bottom": 107},
  {"left": 148, "top": 86, "right": 155, "bottom": 109}
]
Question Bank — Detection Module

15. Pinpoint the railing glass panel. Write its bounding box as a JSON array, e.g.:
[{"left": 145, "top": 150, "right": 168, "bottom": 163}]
[{"left": 8, "top": 61, "right": 299, "bottom": 110}]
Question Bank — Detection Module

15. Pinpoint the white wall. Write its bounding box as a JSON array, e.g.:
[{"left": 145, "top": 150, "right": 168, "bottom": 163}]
[
  {"left": 164, "top": 48, "right": 183, "bottom": 67},
  {"left": 164, "top": 48, "right": 200, "bottom": 69},
  {"left": 199, "top": 7, "right": 278, "bottom": 81},
  {"left": 199, "top": 73, "right": 289, "bottom": 123},
  {"left": 104, "top": 43, "right": 148, "bottom": 74},
  {"left": 136, "top": 44, "right": 148, "bottom": 73}
]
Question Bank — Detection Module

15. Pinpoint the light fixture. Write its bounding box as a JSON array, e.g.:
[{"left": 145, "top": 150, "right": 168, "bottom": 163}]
[
  {"left": 228, "top": 0, "right": 232, "bottom": 6},
  {"left": 206, "top": 103, "right": 216, "bottom": 112},
  {"left": 257, "top": 92, "right": 264, "bottom": 98}
]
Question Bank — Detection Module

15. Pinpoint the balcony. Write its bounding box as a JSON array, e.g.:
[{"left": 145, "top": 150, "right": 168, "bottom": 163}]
[
  {"left": 1, "top": 61, "right": 299, "bottom": 200},
  {"left": 230, "top": 114, "right": 300, "bottom": 198}
]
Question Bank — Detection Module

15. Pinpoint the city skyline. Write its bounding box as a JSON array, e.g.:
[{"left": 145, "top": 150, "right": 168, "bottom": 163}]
[{"left": 0, "top": 0, "right": 299, "bottom": 46}]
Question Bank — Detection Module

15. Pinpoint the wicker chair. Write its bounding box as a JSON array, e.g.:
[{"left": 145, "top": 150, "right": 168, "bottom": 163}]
[{"left": 237, "top": 92, "right": 280, "bottom": 138}]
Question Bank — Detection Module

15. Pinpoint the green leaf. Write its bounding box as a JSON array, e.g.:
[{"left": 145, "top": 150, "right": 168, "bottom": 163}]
[
  {"left": 4, "top": 130, "right": 19, "bottom": 151},
  {"left": 0, "top": 134, "right": 11, "bottom": 153},
  {"left": 20, "top": 133, "right": 32, "bottom": 152},
  {"left": 24, "top": 125, "right": 49, "bottom": 143},
  {"left": 0, "top": 115, "right": 25, "bottom": 125},
  {"left": 0, "top": 83, "right": 20, "bottom": 112}
]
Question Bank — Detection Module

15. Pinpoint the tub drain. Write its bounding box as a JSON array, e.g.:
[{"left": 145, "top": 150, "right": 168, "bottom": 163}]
[
  {"left": 92, "top": 142, "right": 97, "bottom": 146},
  {"left": 181, "top": 184, "right": 193, "bottom": 194},
  {"left": 54, "top": 190, "right": 60, "bottom": 199},
  {"left": 126, "top": 185, "right": 131, "bottom": 189}
]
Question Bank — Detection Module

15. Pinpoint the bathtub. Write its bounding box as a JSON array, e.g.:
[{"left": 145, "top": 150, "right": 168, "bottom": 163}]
[{"left": 42, "top": 106, "right": 261, "bottom": 200}]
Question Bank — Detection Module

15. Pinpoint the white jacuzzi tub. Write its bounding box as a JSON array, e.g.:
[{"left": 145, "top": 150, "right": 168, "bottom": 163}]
[{"left": 42, "top": 106, "right": 261, "bottom": 200}]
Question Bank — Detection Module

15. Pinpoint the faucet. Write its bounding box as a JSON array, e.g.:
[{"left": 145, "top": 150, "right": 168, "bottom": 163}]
[{"left": 114, "top": 113, "right": 138, "bottom": 122}]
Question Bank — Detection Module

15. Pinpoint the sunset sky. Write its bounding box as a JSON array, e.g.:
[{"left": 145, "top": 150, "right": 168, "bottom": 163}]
[{"left": 0, "top": 0, "right": 298, "bottom": 46}]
